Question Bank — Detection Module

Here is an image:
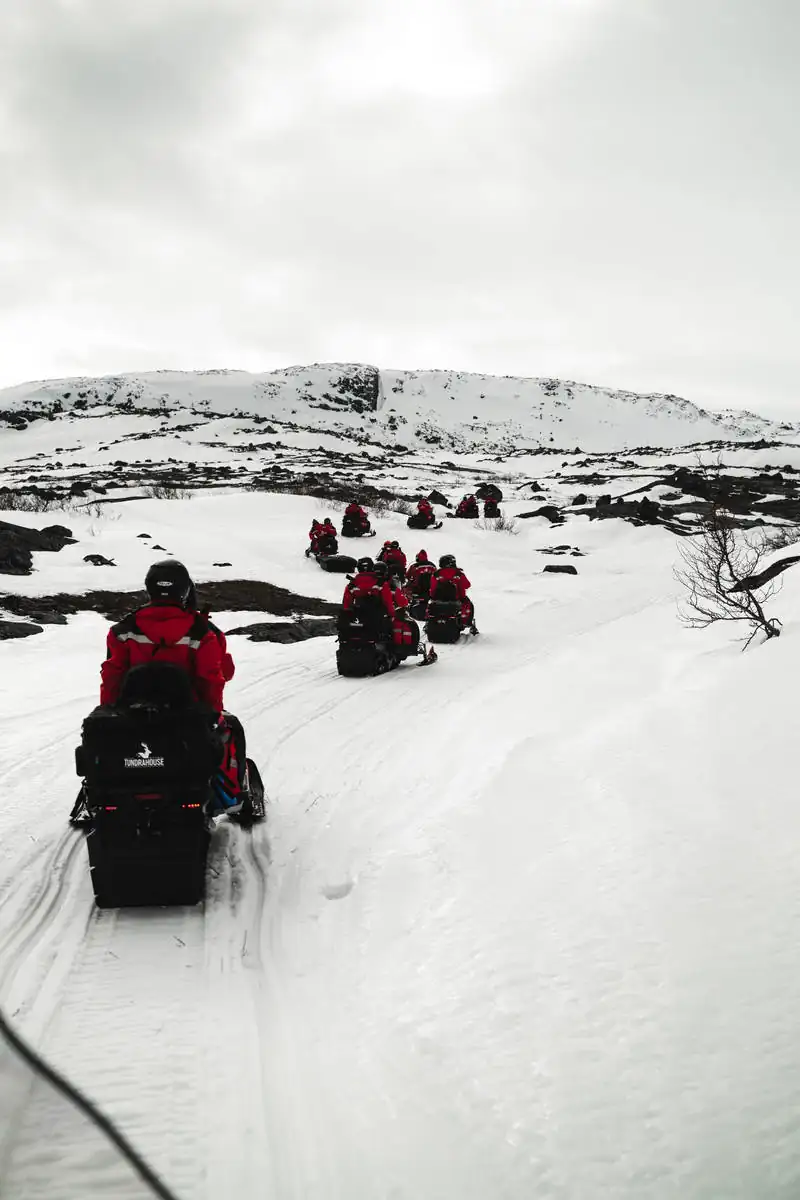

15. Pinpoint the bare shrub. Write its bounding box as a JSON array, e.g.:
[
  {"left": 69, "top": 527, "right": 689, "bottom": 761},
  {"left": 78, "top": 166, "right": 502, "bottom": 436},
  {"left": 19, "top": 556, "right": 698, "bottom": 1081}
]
[
  {"left": 675, "top": 503, "right": 782, "bottom": 648},
  {"left": 145, "top": 483, "right": 192, "bottom": 500},
  {"left": 0, "top": 491, "right": 64, "bottom": 513},
  {"left": 477, "top": 513, "right": 519, "bottom": 534},
  {"left": 762, "top": 524, "right": 800, "bottom": 552}
]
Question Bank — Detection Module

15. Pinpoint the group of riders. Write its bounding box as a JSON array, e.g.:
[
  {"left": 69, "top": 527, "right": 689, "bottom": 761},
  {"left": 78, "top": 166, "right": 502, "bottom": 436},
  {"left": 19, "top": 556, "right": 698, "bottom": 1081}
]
[
  {"left": 80, "top": 491, "right": 482, "bottom": 822},
  {"left": 340, "top": 547, "right": 474, "bottom": 655},
  {"left": 308, "top": 493, "right": 501, "bottom": 557},
  {"left": 456, "top": 494, "right": 500, "bottom": 519}
]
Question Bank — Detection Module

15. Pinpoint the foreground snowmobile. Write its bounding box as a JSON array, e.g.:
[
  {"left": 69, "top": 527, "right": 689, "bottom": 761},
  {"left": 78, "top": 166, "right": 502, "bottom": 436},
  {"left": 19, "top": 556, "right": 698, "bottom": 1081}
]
[
  {"left": 71, "top": 662, "right": 265, "bottom": 908},
  {"left": 336, "top": 599, "right": 435, "bottom": 676}
]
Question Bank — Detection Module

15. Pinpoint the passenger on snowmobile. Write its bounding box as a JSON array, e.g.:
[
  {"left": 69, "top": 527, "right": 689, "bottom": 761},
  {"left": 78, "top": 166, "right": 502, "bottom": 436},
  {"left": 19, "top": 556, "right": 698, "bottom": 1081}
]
[
  {"left": 342, "top": 557, "right": 396, "bottom": 618},
  {"left": 370, "top": 563, "right": 420, "bottom": 654},
  {"left": 430, "top": 554, "right": 474, "bottom": 624},
  {"left": 483, "top": 496, "right": 501, "bottom": 518},
  {"left": 455, "top": 495, "right": 479, "bottom": 519},
  {"left": 99, "top": 561, "right": 246, "bottom": 808},
  {"left": 308, "top": 519, "right": 322, "bottom": 552},
  {"left": 320, "top": 517, "right": 337, "bottom": 537},
  {"left": 406, "top": 549, "right": 436, "bottom": 596},
  {"left": 377, "top": 539, "right": 408, "bottom": 580},
  {"left": 343, "top": 501, "right": 371, "bottom": 535}
]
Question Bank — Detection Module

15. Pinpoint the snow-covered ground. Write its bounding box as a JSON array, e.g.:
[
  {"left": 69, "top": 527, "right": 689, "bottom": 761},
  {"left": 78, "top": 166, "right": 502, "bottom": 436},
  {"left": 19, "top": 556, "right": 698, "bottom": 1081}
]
[{"left": 1, "top": 469, "right": 800, "bottom": 1198}]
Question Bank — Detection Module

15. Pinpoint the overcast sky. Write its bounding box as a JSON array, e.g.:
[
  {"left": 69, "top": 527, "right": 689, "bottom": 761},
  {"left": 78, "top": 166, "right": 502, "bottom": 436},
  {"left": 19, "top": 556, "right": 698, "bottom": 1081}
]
[{"left": 1, "top": 0, "right": 798, "bottom": 414}]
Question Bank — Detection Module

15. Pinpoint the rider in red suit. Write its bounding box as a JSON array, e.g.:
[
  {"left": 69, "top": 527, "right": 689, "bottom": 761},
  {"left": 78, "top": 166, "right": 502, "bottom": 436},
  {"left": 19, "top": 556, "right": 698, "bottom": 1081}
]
[
  {"left": 429, "top": 556, "right": 471, "bottom": 601},
  {"left": 100, "top": 562, "right": 225, "bottom": 709},
  {"left": 342, "top": 558, "right": 395, "bottom": 617},
  {"left": 100, "top": 561, "right": 245, "bottom": 806},
  {"left": 406, "top": 550, "right": 436, "bottom": 594}
]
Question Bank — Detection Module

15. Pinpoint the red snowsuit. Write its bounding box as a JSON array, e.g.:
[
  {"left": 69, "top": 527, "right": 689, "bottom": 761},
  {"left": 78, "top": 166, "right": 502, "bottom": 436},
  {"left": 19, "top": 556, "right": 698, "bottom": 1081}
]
[
  {"left": 379, "top": 546, "right": 407, "bottom": 575},
  {"left": 309, "top": 522, "right": 321, "bottom": 551},
  {"left": 430, "top": 567, "right": 470, "bottom": 600},
  {"left": 320, "top": 520, "right": 337, "bottom": 538},
  {"left": 456, "top": 497, "right": 479, "bottom": 518},
  {"left": 391, "top": 585, "right": 419, "bottom": 650},
  {"left": 342, "top": 572, "right": 395, "bottom": 617},
  {"left": 417, "top": 499, "right": 434, "bottom": 519},
  {"left": 100, "top": 604, "right": 226, "bottom": 710},
  {"left": 406, "top": 561, "right": 436, "bottom": 594},
  {"left": 430, "top": 568, "right": 473, "bottom": 624}
]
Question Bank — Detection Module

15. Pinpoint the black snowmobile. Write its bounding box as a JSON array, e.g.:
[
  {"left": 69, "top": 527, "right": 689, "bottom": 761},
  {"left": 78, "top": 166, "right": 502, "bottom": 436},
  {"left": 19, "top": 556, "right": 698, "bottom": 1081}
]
[
  {"left": 424, "top": 580, "right": 479, "bottom": 644},
  {"left": 336, "top": 598, "right": 435, "bottom": 676},
  {"left": 341, "top": 514, "right": 375, "bottom": 538},
  {"left": 70, "top": 662, "right": 265, "bottom": 908},
  {"left": 406, "top": 513, "right": 443, "bottom": 531}
]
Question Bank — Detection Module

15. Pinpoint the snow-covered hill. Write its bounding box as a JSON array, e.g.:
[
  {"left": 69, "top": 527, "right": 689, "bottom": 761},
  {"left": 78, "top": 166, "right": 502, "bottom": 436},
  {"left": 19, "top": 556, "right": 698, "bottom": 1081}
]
[{"left": 1, "top": 362, "right": 797, "bottom": 453}]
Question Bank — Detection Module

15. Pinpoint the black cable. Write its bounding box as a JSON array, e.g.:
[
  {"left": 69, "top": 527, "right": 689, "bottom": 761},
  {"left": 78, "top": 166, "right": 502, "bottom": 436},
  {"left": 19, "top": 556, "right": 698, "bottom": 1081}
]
[{"left": 0, "top": 1004, "right": 181, "bottom": 1200}]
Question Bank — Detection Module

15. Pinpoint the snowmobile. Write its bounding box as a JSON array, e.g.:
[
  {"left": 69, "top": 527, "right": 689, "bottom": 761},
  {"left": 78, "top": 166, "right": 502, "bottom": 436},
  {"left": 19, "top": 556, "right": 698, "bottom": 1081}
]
[
  {"left": 336, "top": 599, "right": 435, "bottom": 677},
  {"left": 341, "top": 514, "right": 376, "bottom": 538},
  {"left": 305, "top": 531, "right": 338, "bottom": 559},
  {"left": 406, "top": 513, "right": 443, "bottom": 531},
  {"left": 423, "top": 582, "right": 479, "bottom": 644},
  {"left": 71, "top": 662, "right": 265, "bottom": 908}
]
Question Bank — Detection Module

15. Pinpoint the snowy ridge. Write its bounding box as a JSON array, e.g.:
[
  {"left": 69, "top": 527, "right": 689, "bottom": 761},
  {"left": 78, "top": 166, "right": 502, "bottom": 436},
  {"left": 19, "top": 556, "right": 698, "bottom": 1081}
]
[{"left": 1, "top": 362, "right": 797, "bottom": 452}]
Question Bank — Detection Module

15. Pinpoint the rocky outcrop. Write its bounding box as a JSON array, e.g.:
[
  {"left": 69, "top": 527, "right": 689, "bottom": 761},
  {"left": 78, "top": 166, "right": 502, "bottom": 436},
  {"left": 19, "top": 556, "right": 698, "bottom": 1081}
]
[{"left": 0, "top": 521, "right": 75, "bottom": 575}]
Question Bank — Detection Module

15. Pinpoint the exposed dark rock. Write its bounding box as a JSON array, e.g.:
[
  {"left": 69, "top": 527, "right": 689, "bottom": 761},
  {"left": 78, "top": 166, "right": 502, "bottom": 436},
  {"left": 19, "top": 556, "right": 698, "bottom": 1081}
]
[
  {"left": 0, "top": 579, "right": 340, "bottom": 623},
  {"left": 137, "top": 533, "right": 151, "bottom": 538},
  {"left": 226, "top": 617, "right": 337, "bottom": 643},
  {"left": 0, "top": 520, "right": 76, "bottom": 575},
  {"left": 519, "top": 506, "right": 564, "bottom": 524},
  {"left": 729, "top": 555, "right": 800, "bottom": 592},
  {"left": 213, "top": 562, "right": 232, "bottom": 567},
  {"left": 595, "top": 494, "right": 612, "bottom": 508},
  {"left": 84, "top": 554, "right": 116, "bottom": 567},
  {"left": 571, "top": 493, "right": 588, "bottom": 506},
  {"left": 0, "top": 620, "right": 43, "bottom": 639},
  {"left": 476, "top": 483, "right": 503, "bottom": 502},
  {"left": 543, "top": 564, "right": 578, "bottom": 575},
  {"left": 427, "top": 489, "right": 450, "bottom": 507}
]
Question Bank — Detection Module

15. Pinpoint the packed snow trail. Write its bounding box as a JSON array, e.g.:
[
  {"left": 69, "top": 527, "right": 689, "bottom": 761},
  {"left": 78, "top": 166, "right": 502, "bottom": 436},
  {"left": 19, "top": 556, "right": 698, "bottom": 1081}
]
[{"left": 2, "top": 495, "right": 800, "bottom": 1197}]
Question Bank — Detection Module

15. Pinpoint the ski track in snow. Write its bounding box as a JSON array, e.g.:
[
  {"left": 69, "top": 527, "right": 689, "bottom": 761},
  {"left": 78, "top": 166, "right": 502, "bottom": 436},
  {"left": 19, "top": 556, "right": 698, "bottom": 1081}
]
[{"left": 2, "top": 488, "right": 800, "bottom": 1197}]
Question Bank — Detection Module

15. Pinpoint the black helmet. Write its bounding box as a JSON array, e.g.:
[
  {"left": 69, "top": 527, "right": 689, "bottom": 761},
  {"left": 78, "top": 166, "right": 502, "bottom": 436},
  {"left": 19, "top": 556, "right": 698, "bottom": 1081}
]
[
  {"left": 372, "top": 561, "right": 388, "bottom": 578},
  {"left": 145, "top": 559, "right": 194, "bottom": 606},
  {"left": 324, "top": 516, "right": 332, "bottom": 523},
  {"left": 356, "top": 557, "right": 374, "bottom": 572},
  {"left": 391, "top": 540, "right": 400, "bottom": 549},
  {"left": 439, "top": 554, "right": 456, "bottom": 569}
]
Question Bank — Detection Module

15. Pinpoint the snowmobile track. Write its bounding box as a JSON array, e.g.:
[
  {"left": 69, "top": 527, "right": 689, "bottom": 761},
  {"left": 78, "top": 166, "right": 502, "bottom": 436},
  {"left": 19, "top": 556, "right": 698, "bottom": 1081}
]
[{"left": 0, "top": 829, "right": 87, "bottom": 1019}]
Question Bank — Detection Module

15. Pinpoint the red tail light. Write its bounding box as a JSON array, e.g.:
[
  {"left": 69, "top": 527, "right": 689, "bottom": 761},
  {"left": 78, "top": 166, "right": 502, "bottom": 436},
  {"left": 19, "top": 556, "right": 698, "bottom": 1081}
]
[{"left": 182, "top": 803, "right": 201, "bottom": 809}]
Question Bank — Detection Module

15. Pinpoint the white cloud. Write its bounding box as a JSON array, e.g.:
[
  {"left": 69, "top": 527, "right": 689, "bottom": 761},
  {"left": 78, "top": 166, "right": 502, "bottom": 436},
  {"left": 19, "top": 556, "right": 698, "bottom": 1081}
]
[{"left": 0, "top": 0, "right": 798, "bottom": 415}]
